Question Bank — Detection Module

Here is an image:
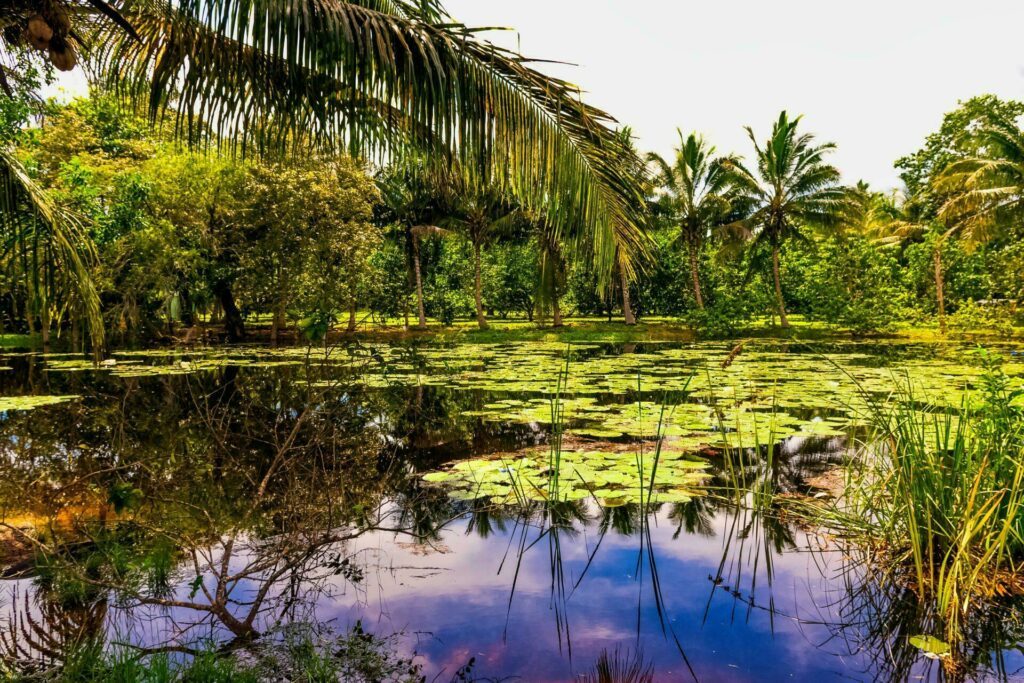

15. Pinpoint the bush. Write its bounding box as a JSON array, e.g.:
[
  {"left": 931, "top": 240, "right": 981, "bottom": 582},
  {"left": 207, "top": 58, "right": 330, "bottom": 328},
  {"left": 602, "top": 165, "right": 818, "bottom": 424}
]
[
  {"left": 788, "top": 235, "right": 907, "bottom": 335},
  {"left": 949, "top": 299, "right": 1016, "bottom": 337}
]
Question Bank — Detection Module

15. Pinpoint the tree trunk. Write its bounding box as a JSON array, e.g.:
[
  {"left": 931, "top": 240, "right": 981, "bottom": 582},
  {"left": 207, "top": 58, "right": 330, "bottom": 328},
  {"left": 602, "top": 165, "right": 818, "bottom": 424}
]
[
  {"left": 413, "top": 236, "right": 427, "bottom": 330},
  {"left": 934, "top": 245, "right": 947, "bottom": 334},
  {"left": 40, "top": 304, "right": 49, "bottom": 349},
  {"left": 270, "top": 298, "right": 284, "bottom": 346},
  {"left": 213, "top": 281, "right": 245, "bottom": 342},
  {"left": 346, "top": 299, "right": 357, "bottom": 333},
  {"left": 621, "top": 267, "right": 636, "bottom": 325},
  {"left": 71, "top": 313, "right": 80, "bottom": 353},
  {"left": 552, "top": 292, "right": 563, "bottom": 328},
  {"left": 473, "top": 241, "right": 488, "bottom": 329},
  {"left": 688, "top": 241, "right": 705, "bottom": 310},
  {"left": 179, "top": 288, "right": 195, "bottom": 327},
  {"left": 772, "top": 245, "right": 790, "bottom": 328}
]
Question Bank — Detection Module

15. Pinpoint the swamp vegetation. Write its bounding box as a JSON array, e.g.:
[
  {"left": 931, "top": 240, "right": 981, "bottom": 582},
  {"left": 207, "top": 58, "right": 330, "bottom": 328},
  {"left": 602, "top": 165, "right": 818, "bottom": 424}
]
[
  {"left": 0, "top": 340, "right": 1022, "bottom": 680},
  {"left": 3, "top": 1, "right": 1024, "bottom": 681}
]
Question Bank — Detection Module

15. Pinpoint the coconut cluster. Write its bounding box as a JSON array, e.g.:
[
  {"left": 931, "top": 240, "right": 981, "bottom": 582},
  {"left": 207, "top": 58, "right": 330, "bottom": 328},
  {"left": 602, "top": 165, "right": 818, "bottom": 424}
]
[{"left": 23, "top": 2, "right": 76, "bottom": 72}]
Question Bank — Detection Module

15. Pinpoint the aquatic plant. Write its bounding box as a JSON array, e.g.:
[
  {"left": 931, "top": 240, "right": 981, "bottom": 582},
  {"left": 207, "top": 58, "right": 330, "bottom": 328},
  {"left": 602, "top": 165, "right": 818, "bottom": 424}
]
[
  {"left": 578, "top": 647, "right": 655, "bottom": 683},
  {"left": 837, "top": 352, "right": 1024, "bottom": 652}
]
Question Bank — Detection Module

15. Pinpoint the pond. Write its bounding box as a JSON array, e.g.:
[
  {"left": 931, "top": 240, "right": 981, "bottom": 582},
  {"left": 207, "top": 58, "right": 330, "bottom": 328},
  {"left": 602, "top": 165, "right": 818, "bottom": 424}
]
[{"left": 2, "top": 340, "right": 1024, "bottom": 681}]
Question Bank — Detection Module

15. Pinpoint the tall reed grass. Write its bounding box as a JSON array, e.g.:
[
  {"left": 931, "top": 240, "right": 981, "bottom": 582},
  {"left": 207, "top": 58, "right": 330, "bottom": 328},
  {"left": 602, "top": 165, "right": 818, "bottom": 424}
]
[{"left": 842, "top": 353, "right": 1024, "bottom": 647}]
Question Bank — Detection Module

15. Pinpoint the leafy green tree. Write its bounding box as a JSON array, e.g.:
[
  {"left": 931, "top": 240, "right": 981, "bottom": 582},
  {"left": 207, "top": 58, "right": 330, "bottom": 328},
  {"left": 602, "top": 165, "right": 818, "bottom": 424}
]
[
  {"left": 242, "top": 157, "right": 380, "bottom": 342},
  {"left": 485, "top": 241, "right": 537, "bottom": 320},
  {"left": 896, "top": 95, "right": 1024, "bottom": 215},
  {"left": 728, "top": 111, "right": 849, "bottom": 327},
  {"left": 21, "top": 95, "right": 167, "bottom": 342},
  {"left": 144, "top": 153, "right": 249, "bottom": 340},
  {"left": 787, "top": 233, "right": 906, "bottom": 334},
  {"left": 647, "top": 131, "right": 742, "bottom": 310},
  {"left": 895, "top": 97, "right": 1024, "bottom": 331},
  {"left": 1, "top": 0, "right": 650, "bottom": 350}
]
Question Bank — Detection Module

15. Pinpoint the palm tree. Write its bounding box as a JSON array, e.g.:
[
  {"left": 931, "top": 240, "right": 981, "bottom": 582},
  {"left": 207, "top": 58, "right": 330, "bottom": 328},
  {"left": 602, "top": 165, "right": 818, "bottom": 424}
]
[
  {"left": 922, "top": 114, "right": 1024, "bottom": 332},
  {"left": 936, "top": 114, "right": 1024, "bottom": 231},
  {"left": 0, "top": 149, "right": 103, "bottom": 350},
  {"left": 853, "top": 184, "right": 955, "bottom": 333},
  {"left": 2, "top": 0, "right": 649, "bottom": 348},
  {"left": 647, "top": 131, "right": 742, "bottom": 310},
  {"left": 376, "top": 166, "right": 450, "bottom": 330},
  {"left": 535, "top": 219, "right": 567, "bottom": 328},
  {"left": 443, "top": 187, "right": 518, "bottom": 329},
  {"left": 727, "top": 112, "right": 848, "bottom": 327}
]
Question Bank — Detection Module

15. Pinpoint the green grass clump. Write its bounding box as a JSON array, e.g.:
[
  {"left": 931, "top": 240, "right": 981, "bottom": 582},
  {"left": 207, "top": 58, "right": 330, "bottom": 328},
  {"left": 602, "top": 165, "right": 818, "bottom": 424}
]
[{"left": 845, "top": 352, "right": 1024, "bottom": 648}]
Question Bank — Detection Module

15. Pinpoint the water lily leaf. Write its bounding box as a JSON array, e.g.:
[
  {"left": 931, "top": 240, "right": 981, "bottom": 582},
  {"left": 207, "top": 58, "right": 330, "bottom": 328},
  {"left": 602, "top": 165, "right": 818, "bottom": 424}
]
[
  {"left": 909, "top": 635, "right": 951, "bottom": 659},
  {"left": 0, "top": 394, "right": 80, "bottom": 411}
]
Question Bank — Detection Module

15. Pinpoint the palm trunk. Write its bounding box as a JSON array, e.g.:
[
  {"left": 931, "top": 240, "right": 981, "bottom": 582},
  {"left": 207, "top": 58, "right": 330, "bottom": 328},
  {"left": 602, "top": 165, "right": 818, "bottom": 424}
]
[
  {"left": 934, "top": 245, "right": 947, "bottom": 334},
  {"left": 621, "top": 267, "right": 636, "bottom": 325},
  {"left": 71, "top": 312, "right": 80, "bottom": 353},
  {"left": 413, "top": 235, "right": 427, "bottom": 330},
  {"left": 772, "top": 245, "right": 789, "bottom": 328},
  {"left": 552, "top": 292, "right": 563, "bottom": 328},
  {"left": 688, "top": 241, "right": 705, "bottom": 310},
  {"left": 40, "top": 304, "right": 49, "bottom": 348},
  {"left": 270, "top": 298, "right": 284, "bottom": 346},
  {"left": 473, "top": 241, "right": 488, "bottom": 329},
  {"left": 346, "top": 299, "right": 357, "bottom": 333}
]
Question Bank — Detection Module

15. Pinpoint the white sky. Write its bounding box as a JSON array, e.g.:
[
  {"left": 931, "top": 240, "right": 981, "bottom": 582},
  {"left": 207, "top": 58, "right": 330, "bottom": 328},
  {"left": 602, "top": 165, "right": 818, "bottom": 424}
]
[
  {"left": 49, "top": 0, "right": 1024, "bottom": 188},
  {"left": 445, "top": 0, "right": 1024, "bottom": 189}
]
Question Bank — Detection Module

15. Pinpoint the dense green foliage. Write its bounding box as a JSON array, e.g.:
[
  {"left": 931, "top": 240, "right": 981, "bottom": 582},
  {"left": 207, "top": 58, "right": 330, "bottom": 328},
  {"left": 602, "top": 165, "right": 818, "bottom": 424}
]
[{"left": 2, "top": 92, "right": 1023, "bottom": 343}]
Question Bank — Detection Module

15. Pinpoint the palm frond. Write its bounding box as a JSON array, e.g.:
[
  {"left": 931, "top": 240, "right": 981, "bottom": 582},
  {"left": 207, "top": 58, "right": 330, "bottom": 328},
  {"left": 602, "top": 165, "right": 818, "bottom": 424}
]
[
  {"left": 0, "top": 147, "right": 104, "bottom": 349},
  {"left": 86, "top": 0, "right": 646, "bottom": 284}
]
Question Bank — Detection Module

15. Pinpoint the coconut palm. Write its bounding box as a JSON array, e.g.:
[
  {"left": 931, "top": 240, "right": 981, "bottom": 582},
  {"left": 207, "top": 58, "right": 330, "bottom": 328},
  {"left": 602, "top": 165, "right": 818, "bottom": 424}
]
[
  {"left": 535, "top": 219, "right": 567, "bottom": 328},
  {"left": 727, "top": 112, "right": 849, "bottom": 327},
  {"left": 0, "top": 149, "right": 103, "bottom": 350},
  {"left": 936, "top": 111, "right": 1024, "bottom": 251},
  {"left": 1, "top": 0, "right": 648, "bottom": 348},
  {"left": 376, "top": 165, "right": 451, "bottom": 330},
  {"left": 442, "top": 187, "right": 519, "bottom": 329},
  {"left": 925, "top": 115, "right": 1024, "bottom": 331},
  {"left": 647, "top": 131, "right": 743, "bottom": 310}
]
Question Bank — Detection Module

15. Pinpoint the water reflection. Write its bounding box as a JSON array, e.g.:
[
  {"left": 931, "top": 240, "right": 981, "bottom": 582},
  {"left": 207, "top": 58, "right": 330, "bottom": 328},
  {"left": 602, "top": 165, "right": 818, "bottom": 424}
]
[{"left": 0, "top": 343, "right": 1021, "bottom": 681}]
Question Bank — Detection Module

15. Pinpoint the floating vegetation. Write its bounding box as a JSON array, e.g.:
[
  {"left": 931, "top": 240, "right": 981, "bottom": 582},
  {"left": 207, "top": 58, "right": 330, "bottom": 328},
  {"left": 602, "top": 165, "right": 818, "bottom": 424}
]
[
  {"left": 422, "top": 448, "right": 710, "bottom": 507},
  {"left": 28, "top": 341, "right": 1017, "bottom": 458},
  {"left": 0, "top": 394, "right": 80, "bottom": 411}
]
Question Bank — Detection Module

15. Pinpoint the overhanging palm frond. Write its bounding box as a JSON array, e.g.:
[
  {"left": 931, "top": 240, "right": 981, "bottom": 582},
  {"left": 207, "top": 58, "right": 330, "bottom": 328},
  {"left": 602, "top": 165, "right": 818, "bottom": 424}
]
[
  {"left": 87, "top": 0, "right": 647, "bottom": 284},
  {"left": 936, "top": 113, "right": 1024, "bottom": 247},
  {"left": 0, "top": 148, "right": 104, "bottom": 348}
]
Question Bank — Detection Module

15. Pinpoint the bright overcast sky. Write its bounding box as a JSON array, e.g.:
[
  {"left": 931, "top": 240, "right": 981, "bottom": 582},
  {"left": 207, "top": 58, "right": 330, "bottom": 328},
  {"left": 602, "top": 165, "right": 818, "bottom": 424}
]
[
  {"left": 48, "top": 0, "right": 1024, "bottom": 188},
  {"left": 445, "top": 0, "right": 1024, "bottom": 189}
]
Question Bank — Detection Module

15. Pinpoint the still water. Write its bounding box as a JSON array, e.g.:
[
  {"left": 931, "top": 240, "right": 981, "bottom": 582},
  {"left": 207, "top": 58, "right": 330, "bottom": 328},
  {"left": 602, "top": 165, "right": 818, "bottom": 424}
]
[{"left": 1, "top": 340, "right": 1023, "bottom": 681}]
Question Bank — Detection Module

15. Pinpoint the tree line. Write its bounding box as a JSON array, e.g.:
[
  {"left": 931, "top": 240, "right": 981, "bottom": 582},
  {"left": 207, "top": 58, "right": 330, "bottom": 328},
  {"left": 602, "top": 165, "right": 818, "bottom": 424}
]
[{"left": 2, "top": 91, "right": 1024, "bottom": 345}]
